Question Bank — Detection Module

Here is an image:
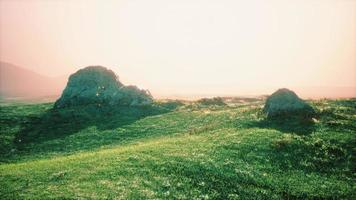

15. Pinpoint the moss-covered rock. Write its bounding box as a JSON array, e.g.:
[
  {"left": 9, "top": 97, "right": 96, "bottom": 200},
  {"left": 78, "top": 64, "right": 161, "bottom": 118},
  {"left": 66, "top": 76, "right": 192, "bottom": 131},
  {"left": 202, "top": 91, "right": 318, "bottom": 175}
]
[
  {"left": 264, "top": 88, "right": 315, "bottom": 119},
  {"left": 54, "top": 66, "right": 152, "bottom": 108}
]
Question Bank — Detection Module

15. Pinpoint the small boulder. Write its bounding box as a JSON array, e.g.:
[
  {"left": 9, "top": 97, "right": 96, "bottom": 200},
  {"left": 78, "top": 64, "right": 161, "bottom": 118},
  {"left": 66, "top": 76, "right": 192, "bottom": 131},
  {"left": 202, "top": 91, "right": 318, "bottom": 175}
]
[
  {"left": 197, "top": 97, "right": 226, "bottom": 106},
  {"left": 117, "top": 85, "right": 153, "bottom": 106},
  {"left": 264, "top": 88, "right": 315, "bottom": 119},
  {"left": 54, "top": 66, "right": 152, "bottom": 108}
]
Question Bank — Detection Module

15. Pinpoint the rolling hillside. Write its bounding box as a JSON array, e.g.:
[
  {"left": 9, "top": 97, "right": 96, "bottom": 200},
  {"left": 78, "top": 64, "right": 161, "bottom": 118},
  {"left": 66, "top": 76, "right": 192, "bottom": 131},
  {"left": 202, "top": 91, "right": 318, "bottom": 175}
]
[{"left": 0, "top": 99, "right": 355, "bottom": 199}]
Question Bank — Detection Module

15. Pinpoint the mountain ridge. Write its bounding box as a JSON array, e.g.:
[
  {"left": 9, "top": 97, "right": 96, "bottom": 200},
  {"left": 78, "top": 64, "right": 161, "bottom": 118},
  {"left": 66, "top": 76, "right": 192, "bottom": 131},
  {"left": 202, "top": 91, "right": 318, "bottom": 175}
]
[{"left": 0, "top": 61, "right": 67, "bottom": 99}]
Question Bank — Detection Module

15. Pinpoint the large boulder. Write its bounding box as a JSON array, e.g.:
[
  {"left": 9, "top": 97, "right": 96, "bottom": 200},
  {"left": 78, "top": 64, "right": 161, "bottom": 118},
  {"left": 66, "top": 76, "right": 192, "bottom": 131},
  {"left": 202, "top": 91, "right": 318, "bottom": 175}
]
[
  {"left": 264, "top": 88, "right": 315, "bottom": 119},
  {"left": 54, "top": 66, "right": 152, "bottom": 108}
]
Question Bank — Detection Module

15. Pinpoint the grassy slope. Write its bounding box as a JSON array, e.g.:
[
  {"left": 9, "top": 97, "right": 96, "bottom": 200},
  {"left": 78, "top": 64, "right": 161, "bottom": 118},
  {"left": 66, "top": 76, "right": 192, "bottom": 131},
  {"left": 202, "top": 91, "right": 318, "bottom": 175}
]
[{"left": 0, "top": 99, "right": 355, "bottom": 199}]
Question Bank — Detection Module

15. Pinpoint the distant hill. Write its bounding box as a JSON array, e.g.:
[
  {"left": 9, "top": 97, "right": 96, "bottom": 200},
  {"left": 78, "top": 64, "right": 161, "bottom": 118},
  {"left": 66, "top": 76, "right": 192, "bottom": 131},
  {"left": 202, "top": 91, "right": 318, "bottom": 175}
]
[{"left": 0, "top": 61, "right": 67, "bottom": 99}]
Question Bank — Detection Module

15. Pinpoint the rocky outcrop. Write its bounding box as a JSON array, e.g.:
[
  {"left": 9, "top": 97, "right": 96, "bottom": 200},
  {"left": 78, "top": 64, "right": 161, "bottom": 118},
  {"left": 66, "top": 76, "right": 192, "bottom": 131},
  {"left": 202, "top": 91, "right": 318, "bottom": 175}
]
[
  {"left": 54, "top": 66, "right": 152, "bottom": 108},
  {"left": 264, "top": 88, "right": 315, "bottom": 119}
]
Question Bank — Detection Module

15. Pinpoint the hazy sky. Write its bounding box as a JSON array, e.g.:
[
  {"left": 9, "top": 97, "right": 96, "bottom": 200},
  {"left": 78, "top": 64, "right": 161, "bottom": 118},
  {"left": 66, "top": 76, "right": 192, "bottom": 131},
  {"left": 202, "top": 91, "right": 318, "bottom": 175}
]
[{"left": 0, "top": 0, "right": 355, "bottom": 98}]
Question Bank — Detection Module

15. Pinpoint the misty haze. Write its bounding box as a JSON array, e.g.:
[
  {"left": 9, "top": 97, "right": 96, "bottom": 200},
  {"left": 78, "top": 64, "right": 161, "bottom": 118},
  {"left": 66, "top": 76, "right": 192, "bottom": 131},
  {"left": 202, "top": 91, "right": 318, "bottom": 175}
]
[{"left": 0, "top": 0, "right": 355, "bottom": 199}]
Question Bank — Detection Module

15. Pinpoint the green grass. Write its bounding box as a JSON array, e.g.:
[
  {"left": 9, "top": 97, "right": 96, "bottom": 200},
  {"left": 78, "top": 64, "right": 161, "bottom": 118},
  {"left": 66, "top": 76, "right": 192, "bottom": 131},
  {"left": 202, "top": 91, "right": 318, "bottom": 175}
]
[{"left": 0, "top": 99, "right": 355, "bottom": 199}]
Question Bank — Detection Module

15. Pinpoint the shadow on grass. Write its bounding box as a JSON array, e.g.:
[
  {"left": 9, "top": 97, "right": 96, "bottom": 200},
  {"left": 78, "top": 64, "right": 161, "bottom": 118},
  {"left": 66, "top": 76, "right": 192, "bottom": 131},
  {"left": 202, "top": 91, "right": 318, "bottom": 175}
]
[
  {"left": 14, "top": 103, "right": 175, "bottom": 151},
  {"left": 249, "top": 98, "right": 356, "bottom": 135},
  {"left": 232, "top": 107, "right": 353, "bottom": 175},
  {"left": 246, "top": 117, "right": 316, "bottom": 135}
]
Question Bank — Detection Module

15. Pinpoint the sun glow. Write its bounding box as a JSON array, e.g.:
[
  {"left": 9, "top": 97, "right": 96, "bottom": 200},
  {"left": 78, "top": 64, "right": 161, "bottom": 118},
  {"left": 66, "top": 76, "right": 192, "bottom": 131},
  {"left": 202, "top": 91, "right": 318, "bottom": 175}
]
[{"left": 1, "top": 0, "right": 355, "bottom": 99}]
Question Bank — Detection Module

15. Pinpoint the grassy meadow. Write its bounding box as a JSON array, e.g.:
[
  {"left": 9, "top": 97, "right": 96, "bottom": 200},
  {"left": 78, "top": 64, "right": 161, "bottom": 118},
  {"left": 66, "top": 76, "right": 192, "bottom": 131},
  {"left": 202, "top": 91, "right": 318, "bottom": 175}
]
[{"left": 0, "top": 98, "right": 355, "bottom": 199}]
